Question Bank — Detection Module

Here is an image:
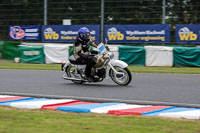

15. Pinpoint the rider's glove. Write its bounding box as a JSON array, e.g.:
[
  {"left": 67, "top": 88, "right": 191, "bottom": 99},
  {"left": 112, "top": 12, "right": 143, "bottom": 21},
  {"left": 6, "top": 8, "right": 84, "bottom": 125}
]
[{"left": 87, "top": 55, "right": 94, "bottom": 60}]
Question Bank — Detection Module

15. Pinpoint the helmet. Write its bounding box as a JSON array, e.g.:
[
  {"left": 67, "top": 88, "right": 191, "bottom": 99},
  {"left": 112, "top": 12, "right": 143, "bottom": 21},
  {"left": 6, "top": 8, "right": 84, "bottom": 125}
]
[{"left": 78, "top": 27, "right": 91, "bottom": 41}]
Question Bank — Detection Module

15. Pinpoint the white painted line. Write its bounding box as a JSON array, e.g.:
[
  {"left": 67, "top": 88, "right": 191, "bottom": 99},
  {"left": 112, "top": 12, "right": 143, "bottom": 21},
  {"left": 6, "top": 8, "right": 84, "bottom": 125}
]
[
  {"left": 0, "top": 95, "right": 16, "bottom": 98},
  {"left": 10, "top": 99, "right": 75, "bottom": 109},
  {"left": 91, "top": 104, "right": 147, "bottom": 114},
  {"left": 159, "top": 110, "right": 200, "bottom": 119}
]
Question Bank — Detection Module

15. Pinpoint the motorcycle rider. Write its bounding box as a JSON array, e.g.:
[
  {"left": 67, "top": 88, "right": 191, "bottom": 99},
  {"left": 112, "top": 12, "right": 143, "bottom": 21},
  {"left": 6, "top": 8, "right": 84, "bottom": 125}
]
[{"left": 73, "top": 27, "right": 98, "bottom": 82}]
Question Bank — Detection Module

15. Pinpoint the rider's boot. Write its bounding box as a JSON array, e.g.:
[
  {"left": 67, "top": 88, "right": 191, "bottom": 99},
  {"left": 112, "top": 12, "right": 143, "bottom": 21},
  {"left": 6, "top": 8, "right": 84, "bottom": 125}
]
[{"left": 86, "top": 75, "right": 94, "bottom": 82}]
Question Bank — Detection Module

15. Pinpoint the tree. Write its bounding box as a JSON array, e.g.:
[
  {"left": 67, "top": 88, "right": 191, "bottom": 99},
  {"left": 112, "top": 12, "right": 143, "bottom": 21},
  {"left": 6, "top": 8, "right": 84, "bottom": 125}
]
[
  {"left": 166, "top": 0, "right": 200, "bottom": 24},
  {"left": 0, "top": 0, "right": 200, "bottom": 41},
  {"left": 104, "top": 0, "right": 163, "bottom": 24}
]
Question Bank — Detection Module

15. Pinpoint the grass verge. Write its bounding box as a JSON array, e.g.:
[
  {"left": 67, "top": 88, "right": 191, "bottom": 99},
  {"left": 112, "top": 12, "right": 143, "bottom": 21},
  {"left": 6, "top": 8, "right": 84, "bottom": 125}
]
[
  {"left": 1, "top": 62, "right": 200, "bottom": 74},
  {"left": 0, "top": 62, "right": 60, "bottom": 70},
  {"left": 0, "top": 106, "right": 200, "bottom": 133}
]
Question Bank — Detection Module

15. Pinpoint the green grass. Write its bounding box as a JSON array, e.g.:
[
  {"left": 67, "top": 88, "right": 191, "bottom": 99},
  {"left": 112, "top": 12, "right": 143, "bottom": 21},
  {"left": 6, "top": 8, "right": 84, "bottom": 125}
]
[
  {"left": 1, "top": 62, "right": 200, "bottom": 74},
  {"left": 0, "top": 62, "right": 60, "bottom": 70},
  {"left": 0, "top": 106, "right": 200, "bottom": 133},
  {"left": 128, "top": 66, "right": 200, "bottom": 74}
]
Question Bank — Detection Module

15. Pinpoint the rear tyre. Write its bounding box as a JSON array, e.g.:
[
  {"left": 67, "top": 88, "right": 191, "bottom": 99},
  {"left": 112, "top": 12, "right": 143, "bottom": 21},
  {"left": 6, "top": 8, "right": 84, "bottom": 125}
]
[
  {"left": 65, "top": 65, "right": 84, "bottom": 84},
  {"left": 110, "top": 66, "right": 132, "bottom": 86}
]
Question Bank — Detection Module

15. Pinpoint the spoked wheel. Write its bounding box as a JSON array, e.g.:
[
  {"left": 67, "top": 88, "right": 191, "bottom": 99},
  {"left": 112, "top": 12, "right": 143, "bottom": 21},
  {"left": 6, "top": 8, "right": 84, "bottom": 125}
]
[
  {"left": 65, "top": 65, "right": 84, "bottom": 84},
  {"left": 110, "top": 66, "right": 132, "bottom": 86}
]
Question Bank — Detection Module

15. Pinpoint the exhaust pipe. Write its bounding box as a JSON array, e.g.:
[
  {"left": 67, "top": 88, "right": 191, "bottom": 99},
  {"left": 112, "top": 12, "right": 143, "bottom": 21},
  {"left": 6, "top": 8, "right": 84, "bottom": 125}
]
[{"left": 62, "top": 76, "right": 85, "bottom": 81}]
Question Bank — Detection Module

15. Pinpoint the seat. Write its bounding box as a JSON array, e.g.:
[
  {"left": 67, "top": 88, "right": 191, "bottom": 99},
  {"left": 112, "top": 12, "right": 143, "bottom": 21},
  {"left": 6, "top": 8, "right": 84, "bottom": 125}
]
[{"left": 69, "top": 55, "right": 85, "bottom": 65}]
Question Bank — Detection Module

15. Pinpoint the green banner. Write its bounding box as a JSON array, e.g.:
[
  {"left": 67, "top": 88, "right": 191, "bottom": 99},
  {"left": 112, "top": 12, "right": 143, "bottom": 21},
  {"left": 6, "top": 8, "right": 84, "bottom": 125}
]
[
  {"left": 119, "top": 45, "right": 145, "bottom": 66},
  {"left": 19, "top": 45, "right": 45, "bottom": 64},
  {"left": 1, "top": 41, "right": 20, "bottom": 60},
  {"left": 173, "top": 47, "right": 200, "bottom": 67},
  {"left": 0, "top": 42, "right": 3, "bottom": 58}
]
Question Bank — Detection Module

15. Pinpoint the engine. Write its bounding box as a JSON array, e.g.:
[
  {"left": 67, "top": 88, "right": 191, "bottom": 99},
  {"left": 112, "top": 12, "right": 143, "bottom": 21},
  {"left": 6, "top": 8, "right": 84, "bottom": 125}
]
[{"left": 95, "top": 68, "right": 106, "bottom": 81}]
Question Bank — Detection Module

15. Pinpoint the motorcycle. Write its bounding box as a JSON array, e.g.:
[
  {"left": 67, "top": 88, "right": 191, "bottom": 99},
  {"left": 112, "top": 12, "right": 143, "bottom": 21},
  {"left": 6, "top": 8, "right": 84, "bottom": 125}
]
[{"left": 62, "top": 43, "right": 132, "bottom": 86}]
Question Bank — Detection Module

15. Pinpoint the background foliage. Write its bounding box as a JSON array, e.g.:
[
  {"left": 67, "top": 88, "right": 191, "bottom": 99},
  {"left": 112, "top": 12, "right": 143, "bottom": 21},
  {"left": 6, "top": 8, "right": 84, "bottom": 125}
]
[{"left": 0, "top": 0, "right": 199, "bottom": 43}]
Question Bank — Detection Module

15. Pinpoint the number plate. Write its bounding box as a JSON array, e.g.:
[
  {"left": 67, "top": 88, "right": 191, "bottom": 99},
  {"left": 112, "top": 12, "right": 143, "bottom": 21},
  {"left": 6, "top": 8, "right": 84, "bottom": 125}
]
[{"left": 97, "top": 43, "right": 107, "bottom": 54}]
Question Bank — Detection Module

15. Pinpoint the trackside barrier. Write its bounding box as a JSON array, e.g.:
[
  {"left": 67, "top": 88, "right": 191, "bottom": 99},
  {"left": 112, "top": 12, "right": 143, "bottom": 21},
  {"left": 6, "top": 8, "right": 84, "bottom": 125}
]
[
  {"left": 19, "top": 43, "right": 118, "bottom": 63},
  {"left": 145, "top": 46, "right": 173, "bottom": 66},
  {"left": 0, "top": 41, "right": 20, "bottom": 60},
  {"left": 0, "top": 41, "right": 3, "bottom": 58},
  {"left": 0, "top": 95, "right": 200, "bottom": 119},
  {"left": 21, "top": 43, "right": 73, "bottom": 64},
  {"left": 19, "top": 45, "right": 45, "bottom": 64},
  {"left": 119, "top": 45, "right": 200, "bottom": 67},
  {"left": 119, "top": 45, "right": 145, "bottom": 66},
  {"left": 2, "top": 41, "right": 200, "bottom": 67},
  {"left": 173, "top": 47, "right": 200, "bottom": 67},
  {"left": 44, "top": 44, "right": 70, "bottom": 64}
]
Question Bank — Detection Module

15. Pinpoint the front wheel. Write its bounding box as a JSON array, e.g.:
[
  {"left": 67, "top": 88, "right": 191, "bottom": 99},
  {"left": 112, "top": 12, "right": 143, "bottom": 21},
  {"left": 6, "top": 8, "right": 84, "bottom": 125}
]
[{"left": 109, "top": 66, "right": 132, "bottom": 86}]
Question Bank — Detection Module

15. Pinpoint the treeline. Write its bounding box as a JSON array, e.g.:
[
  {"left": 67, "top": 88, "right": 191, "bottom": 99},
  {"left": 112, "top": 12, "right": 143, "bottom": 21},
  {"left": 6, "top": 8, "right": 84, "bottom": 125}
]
[{"left": 0, "top": 0, "right": 199, "bottom": 40}]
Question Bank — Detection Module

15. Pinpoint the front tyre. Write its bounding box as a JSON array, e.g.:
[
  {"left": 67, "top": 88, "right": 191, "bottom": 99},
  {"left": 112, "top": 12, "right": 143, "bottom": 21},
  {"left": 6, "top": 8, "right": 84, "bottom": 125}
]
[{"left": 110, "top": 66, "right": 132, "bottom": 86}]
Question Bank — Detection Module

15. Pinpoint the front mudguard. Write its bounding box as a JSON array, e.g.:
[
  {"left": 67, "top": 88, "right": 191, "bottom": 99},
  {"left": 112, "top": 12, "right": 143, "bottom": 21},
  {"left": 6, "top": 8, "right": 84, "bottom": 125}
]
[
  {"left": 108, "top": 59, "right": 128, "bottom": 77},
  {"left": 109, "top": 59, "right": 128, "bottom": 68}
]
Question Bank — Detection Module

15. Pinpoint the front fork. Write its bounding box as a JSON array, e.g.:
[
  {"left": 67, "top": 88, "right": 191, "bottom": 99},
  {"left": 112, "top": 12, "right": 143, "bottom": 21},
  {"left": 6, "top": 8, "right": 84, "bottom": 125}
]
[{"left": 108, "top": 62, "right": 125, "bottom": 77}]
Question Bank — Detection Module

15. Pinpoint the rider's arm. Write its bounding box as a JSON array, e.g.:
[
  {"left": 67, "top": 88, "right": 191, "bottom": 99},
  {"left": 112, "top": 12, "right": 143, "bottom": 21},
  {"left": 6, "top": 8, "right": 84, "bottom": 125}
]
[
  {"left": 91, "top": 42, "right": 98, "bottom": 48},
  {"left": 88, "top": 39, "right": 98, "bottom": 48}
]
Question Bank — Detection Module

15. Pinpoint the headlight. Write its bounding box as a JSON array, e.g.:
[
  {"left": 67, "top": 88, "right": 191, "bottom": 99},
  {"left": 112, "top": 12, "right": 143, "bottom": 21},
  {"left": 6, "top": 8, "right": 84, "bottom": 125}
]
[{"left": 109, "top": 52, "right": 114, "bottom": 59}]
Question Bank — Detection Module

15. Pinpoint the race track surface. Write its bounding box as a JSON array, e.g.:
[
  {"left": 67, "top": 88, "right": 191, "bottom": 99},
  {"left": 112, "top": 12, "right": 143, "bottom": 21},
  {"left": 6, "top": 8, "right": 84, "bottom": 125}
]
[{"left": 0, "top": 69, "right": 200, "bottom": 107}]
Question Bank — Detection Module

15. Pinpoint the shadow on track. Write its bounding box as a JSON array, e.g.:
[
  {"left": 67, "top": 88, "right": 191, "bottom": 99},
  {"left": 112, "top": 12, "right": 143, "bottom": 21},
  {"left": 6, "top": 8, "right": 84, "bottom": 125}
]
[{"left": 61, "top": 82, "right": 133, "bottom": 88}]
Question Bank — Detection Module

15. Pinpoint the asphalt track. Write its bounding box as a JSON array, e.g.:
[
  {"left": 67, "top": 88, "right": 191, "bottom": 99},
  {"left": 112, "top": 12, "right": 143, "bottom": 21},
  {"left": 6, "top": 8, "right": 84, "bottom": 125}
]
[{"left": 0, "top": 69, "right": 200, "bottom": 107}]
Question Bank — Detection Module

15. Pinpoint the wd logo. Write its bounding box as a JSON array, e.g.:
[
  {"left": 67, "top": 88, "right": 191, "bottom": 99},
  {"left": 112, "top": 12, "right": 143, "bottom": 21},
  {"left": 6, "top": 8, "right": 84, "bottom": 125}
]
[
  {"left": 179, "top": 27, "right": 197, "bottom": 41},
  {"left": 44, "top": 28, "right": 59, "bottom": 40},
  {"left": 107, "top": 28, "right": 124, "bottom": 40}
]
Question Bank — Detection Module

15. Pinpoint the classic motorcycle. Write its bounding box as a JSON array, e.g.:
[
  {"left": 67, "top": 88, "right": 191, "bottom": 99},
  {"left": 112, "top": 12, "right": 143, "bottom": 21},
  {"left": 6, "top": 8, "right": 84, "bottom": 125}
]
[{"left": 62, "top": 43, "right": 132, "bottom": 86}]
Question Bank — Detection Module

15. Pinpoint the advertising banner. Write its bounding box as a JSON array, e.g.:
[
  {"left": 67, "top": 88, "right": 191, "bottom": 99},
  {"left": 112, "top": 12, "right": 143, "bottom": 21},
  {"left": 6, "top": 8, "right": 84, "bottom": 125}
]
[
  {"left": 105, "top": 24, "right": 170, "bottom": 43},
  {"left": 176, "top": 24, "right": 200, "bottom": 44},
  {"left": 42, "top": 25, "right": 100, "bottom": 43},
  {"left": 9, "top": 26, "right": 40, "bottom": 40}
]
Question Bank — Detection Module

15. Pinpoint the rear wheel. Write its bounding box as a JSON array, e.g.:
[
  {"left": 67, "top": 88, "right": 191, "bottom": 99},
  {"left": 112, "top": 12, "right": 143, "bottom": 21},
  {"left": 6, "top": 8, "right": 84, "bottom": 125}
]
[
  {"left": 110, "top": 66, "right": 132, "bottom": 86},
  {"left": 65, "top": 65, "right": 84, "bottom": 84}
]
